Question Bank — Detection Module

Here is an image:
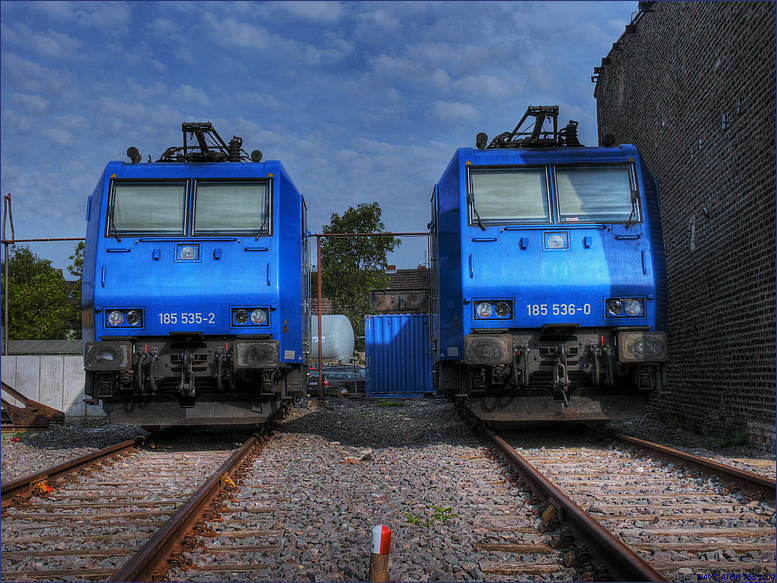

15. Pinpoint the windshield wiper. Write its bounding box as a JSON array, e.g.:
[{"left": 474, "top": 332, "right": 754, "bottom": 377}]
[
  {"left": 255, "top": 215, "right": 268, "bottom": 240},
  {"left": 625, "top": 189, "right": 638, "bottom": 229},
  {"left": 108, "top": 201, "right": 122, "bottom": 241},
  {"left": 468, "top": 192, "right": 486, "bottom": 231},
  {"left": 255, "top": 195, "right": 270, "bottom": 240}
]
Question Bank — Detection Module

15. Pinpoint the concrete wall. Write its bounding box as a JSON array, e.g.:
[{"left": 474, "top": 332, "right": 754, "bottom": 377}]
[
  {"left": 594, "top": 1, "right": 776, "bottom": 450},
  {"left": 1, "top": 356, "right": 104, "bottom": 418}
]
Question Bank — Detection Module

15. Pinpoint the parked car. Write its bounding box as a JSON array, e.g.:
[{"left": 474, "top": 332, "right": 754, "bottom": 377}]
[
  {"left": 308, "top": 370, "right": 330, "bottom": 396},
  {"left": 324, "top": 366, "right": 366, "bottom": 397}
]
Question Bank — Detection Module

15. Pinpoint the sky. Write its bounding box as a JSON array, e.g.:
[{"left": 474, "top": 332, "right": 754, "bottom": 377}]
[{"left": 1, "top": 0, "right": 637, "bottom": 275}]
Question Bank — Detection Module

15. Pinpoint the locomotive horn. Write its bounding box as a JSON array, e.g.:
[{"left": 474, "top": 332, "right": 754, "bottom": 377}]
[
  {"left": 127, "top": 147, "right": 141, "bottom": 163},
  {"left": 476, "top": 132, "right": 489, "bottom": 150}
]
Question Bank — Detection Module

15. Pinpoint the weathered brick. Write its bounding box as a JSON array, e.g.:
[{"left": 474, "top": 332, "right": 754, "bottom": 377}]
[{"left": 595, "top": 1, "right": 776, "bottom": 450}]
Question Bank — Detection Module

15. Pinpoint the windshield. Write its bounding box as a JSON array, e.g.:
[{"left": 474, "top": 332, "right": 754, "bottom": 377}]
[
  {"left": 556, "top": 165, "right": 638, "bottom": 223},
  {"left": 469, "top": 168, "right": 550, "bottom": 224},
  {"left": 111, "top": 182, "right": 186, "bottom": 235},
  {"left": 194, "top": 181, "right": 270, "bottom": 235}
]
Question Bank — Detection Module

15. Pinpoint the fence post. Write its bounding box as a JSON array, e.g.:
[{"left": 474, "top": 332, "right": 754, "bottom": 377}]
[{"left": 368, "top": 524, "right": 392, "bottom": 582}]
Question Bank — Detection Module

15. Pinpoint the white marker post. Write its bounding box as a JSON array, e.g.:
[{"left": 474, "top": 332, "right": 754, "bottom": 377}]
[{"left": 369, "top": 524, "right": 392, "bottom": 582}]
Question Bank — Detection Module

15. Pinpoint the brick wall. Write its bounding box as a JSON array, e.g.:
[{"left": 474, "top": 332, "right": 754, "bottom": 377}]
[{"left": 594, "top": 1, "right": 776, "bottom": 450}]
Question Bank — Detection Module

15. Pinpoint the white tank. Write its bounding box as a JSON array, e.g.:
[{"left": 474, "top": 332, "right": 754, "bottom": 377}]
[{"left": 310, "top": 315, "right": 354, "bottom": 364}]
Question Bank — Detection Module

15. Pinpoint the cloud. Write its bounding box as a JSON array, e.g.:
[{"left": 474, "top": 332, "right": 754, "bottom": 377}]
[
  {"left": 33, "top": 1, "right": 133, "bottom": 32},
  {"left": 234, "top": 92, "right": 283, "bottom": 110},
  {"left": 0, "top": 1, "right": 636, "bottom": 272},
  {"left": 431, "top": 101, "right": 481, "bottom": 124},
  {"left": 0, "top": 110, "right": 34, "bottom": 133},
  {"left": 11, "top": 93, "right": 51, "bottom": 115},
  {"left": 43, "top": 128, "right": 74, "bottom": 147},
  {"left": 273, "top": 1, "right": 346, "bottom": 23},
  {"left": 178, "top": 85, "right": 211, "bottom": 106},
  {"left": 452, "top": 75, "right": 523, "bottom": 101},
  {"left": 1, "top": 23, "right": 84, "bottom": 59},
  {"left": 201, "top": 13, "right": 353, "bottom": 66},
  {"left": 201, "top": 15, "right": 274, "bottom": 50},
  {"left": 1, "top": 52, "right": 69, "bottom": 94}
]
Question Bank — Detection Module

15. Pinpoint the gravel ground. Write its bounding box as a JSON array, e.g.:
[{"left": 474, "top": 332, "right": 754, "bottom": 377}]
[
  {"left": 1, "top": 417, "right": 148, "bottom": 485},
  {"left": 2, "top": 399, "right": 773, "bottom": 486},
  {"left": 607, "top": 415, "right": 776, "bottom": 480},
  {"left": 1, "top": 398, "right": 774, "bottom": 583},
  {"left": 169, "top": 397, "right": 511, "bottom": 582}
]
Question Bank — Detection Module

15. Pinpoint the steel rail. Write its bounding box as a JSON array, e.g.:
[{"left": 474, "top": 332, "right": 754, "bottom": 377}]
[
  {"left": 610, "top": 431, "right": 776, "bottom": 499},
  {"left": 1, "top": 435, "right": 146, "bottom": 509},
  {"left": 110, "top": 431, "right": 261, "bottom": 582},
  {"left": 482, "top": 427, "right": 666, "bottom": 582}
]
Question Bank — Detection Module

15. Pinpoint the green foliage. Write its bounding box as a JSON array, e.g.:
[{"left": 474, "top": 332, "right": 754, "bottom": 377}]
[
  {"left": 664, "top": 415, "right": 680, "bottom": 430},
  {"left": 377, "top": 399, "right": 405, "bottom": 408},
  {"left": 405, "top": 506, "right": 459, "bottom": 528},
  {"left": 702, "top": 431, "right": 750, "bottom": 449},
  {"left": 320, "top": 202, "right": 400, "bottom": 350},
  {"left": 68, "top": 241, "right": 84, "bottom": 279},
  {"left": 431, "top": 505, "right": 459, "bottom": 523},
  {"left": 67, "top": 242, "right": 84, "bottom": 334},
  {"left": 405, "top": 512, "right": 433, "bottom": 528},
  {"left": 1, "top": 245, "right": 82, "bottom": 340}
]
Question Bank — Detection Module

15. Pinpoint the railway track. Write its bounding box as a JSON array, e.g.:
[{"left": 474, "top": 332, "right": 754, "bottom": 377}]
[
  {"left": 484, "top": 427, "right": 776, "bottom": 582},
  {"left": 1, "top": 427, "right": 264, "bottom": 582},
  {"left": 158, "top": 404, "right": 589, "bottom": 582},
  {"left": 2, "top": 399, "right": 774, "bottom": 582}
]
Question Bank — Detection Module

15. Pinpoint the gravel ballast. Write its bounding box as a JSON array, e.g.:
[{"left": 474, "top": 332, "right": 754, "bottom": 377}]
[
  {"left": 1, "top": 397, "right": 774, "bottom": 582},
  {"left": 2, "top": 400, "right": 773, "bottom": 486}
]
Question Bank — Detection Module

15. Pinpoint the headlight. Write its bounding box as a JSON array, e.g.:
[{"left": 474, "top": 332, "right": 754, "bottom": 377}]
[
  {"left": 494, "top": 302, "right": 511, "bottom": 318},
  {"left": 232, "top": 307, "right": 270, "bottom": 326},
  {"left": 105, "top": 308, "right": 143, "bottom": 328},
  {"left": 234, "top": 309, "right": 250, "bottom": 324},
  {"left": 476, "top": 303, "right": 493, "bottom": 318},
  {"left": 606, "top": 298, "right": 644, "bottom": 318},
  {"left": 108, "top": 310, "right": 124, "bottom": 326},
  {"left": 545, "top": 232, "right": 568, "bottom": 249},
  {"left": 623, "top": 299, "right": 643, "bottom": 317},
  {"left": 125, "top": 310, "right": 142, "bottom": 326},
  {"left": 177, "top": 244, "right": 199, "bottom": 260},
  {"left": 250, "top": 308, "right": 267, "bottom": 325},
  {"left": 475, "top": 300, "right": 513, "bottom": 320}
]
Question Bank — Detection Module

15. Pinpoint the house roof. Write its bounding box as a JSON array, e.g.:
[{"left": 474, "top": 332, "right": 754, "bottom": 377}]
[
  {"left": 386, "top": 268, "right": 429, "bottom": 290},
  {"left": 311, "top": 297, "right": 333, "bottom": 316}
]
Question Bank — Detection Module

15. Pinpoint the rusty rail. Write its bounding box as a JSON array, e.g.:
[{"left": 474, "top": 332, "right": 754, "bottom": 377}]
[
  {"left": 110, "top": 431, "right": 263, "bottom": 581},
  {"left": 611, "top": 431, "right": 776, "bottom": 499},
  {"left": 482, "top": 427, "right": 666, "bottom": 582},
  {"left": 1, "top": 435, "right": 145, "bottom": 509}
]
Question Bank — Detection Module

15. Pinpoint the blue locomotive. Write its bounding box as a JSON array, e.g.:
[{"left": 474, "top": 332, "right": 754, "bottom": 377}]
[
  {"left": 82, "top": 123, "right": 309, "bottom": 426},
  {"left": 429, "top": 106, "right": 667, "bottom": 422}
]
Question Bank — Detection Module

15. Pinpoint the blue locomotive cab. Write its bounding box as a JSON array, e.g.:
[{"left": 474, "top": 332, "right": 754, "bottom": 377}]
[
  {"left": 430, "top": 107, "right": 667, "bottom": 422},
  {"left": 82, "top": 123, "right": 309, "bottom": 426}
]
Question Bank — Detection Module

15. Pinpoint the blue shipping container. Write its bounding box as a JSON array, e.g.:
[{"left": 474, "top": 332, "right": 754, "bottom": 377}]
[{"left": 365, "top": 314, "right": 435, "bottom": 398}]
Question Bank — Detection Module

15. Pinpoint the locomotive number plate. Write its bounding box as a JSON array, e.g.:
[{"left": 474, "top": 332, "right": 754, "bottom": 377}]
[
  {"left": 159, "top": 312, "right": 216, "bottom": 325},
  {"left": 526, "top": 303, "right": 591, "bottom": 316}
]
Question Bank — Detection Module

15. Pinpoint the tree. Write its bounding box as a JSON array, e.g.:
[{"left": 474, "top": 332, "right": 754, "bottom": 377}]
[
  {"left": 66, "top": 241, "right": 85, "bottom": 339},
  {"left": 1, "top": 245, "right": 80, "bottom": 340},
  {"left": 320, "top": 202, "right": 400, "bottom": 352}
]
